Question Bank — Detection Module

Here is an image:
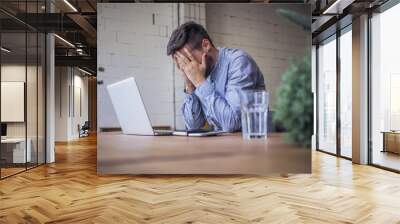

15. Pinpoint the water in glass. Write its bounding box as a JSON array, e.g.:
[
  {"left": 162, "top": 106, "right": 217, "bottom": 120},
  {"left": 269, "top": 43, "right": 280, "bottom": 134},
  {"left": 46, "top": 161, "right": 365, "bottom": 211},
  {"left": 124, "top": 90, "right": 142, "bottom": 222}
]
[{"left": 240, "top": 91, "right": 269, "bottom": 140}]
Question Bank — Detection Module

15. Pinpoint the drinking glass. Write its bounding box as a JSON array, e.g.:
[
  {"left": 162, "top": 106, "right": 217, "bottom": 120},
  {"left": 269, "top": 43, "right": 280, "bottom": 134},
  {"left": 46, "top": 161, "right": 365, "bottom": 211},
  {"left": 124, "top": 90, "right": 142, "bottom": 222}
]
[{"left": 239, "top": 90, "right": 269, "bottom": 140}]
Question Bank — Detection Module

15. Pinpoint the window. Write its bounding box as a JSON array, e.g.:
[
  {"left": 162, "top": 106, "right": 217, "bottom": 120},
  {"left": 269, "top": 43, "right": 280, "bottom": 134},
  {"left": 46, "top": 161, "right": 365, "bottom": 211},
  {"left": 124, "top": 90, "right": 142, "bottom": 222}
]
[
  {"left": 339, "top": 28, "right": 352, "bottom": 158},
  {"left": 317, "top": 36, "right": 337, "bottom": 154},
  {"left": 316, "top": 26, "right": 353, "bottom": 159},
  {"left": 370, "top": 2, "right": 400, "bottom": 171}
]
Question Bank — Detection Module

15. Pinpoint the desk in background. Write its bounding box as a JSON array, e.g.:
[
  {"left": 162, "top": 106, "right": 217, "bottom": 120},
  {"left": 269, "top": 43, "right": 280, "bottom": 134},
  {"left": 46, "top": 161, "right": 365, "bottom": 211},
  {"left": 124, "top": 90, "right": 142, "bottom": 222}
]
[
  {"left": 382, "top": 131, "right": 400, "bottom": 154},
  {"left": 98, "top": 132, "right": 311, "bottom": 175},
  {"left": 1, "top": 138, "right": 32, "bottom": 164}
]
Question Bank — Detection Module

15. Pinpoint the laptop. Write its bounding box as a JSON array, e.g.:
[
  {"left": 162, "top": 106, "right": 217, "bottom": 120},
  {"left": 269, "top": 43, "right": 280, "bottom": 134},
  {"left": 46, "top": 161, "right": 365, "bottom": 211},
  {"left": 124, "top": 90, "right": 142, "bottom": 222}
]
[
  {"left": 107, "top": 77, "right": 173, "bottom": 136},
  {"left": 107, "top": 77, "right": 225, "bottom": 137}
]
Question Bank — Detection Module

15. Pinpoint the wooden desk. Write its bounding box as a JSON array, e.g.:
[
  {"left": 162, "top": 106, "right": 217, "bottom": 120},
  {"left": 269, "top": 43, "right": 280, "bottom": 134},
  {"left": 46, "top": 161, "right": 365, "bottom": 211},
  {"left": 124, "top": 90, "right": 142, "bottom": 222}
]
[
  {"left": 98, "top": 132, "right": 311, "bottom": 175},
  {"left": 382, "top": 131, "right": 400, "bottom": 154},
  {"left": 1, "top": 138, "right": 31, "bottom": 164}
]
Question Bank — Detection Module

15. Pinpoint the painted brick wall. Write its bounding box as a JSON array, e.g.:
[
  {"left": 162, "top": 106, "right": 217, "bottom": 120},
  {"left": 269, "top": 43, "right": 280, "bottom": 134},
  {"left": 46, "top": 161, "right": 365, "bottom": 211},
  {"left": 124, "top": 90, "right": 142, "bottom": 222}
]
[
  {"left": 97, "top": 3, "right": 177, "bottom": 128},
  {"left": 205, "top": 3, "right": 311, "bottom": 108}
]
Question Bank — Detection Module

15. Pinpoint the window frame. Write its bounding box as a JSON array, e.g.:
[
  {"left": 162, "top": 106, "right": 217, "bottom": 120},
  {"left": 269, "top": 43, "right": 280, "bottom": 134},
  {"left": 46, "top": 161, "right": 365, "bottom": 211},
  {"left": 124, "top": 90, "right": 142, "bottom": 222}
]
[
  {"left": 315, "top": 23, "right": 353, "bottom": 160},
  {"left": 367, "top": 0, "right": 400, "bottom": 173}
]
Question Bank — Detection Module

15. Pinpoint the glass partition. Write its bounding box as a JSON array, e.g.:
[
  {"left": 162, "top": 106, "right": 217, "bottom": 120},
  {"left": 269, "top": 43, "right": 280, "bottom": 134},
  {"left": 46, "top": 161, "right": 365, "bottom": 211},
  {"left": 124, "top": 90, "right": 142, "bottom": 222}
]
[
  {"left": 1, "top": 31, "right": 28, "bottom": 177},
  {"left": 27, "top": 31, "right": 38, "bottom": 169},
  {"left": 317, "top": 36, "right": 337, "bottom": 154},
  {"left": 339, "top": 28, "right": 352, "bottom": 158},
  {"left": 27, "top": 0, "right": 38, "bottom": 170},
  {"left": 38, "top": 32, "right": 45, "bottom": 165},
  {"left": 0, "top": 2, "right": 46, "bottom": 179}
]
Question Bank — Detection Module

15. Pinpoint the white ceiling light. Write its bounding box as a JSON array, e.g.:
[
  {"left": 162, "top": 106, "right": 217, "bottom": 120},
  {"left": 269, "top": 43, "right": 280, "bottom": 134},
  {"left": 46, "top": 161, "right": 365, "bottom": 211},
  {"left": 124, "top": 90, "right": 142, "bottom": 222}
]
[
  {"left": 78, "top": 67, "right": 93, "bottom": 76},
  {"left": 323, "top": 0, "right": 354, "bottom": 15},
  {"left": 1, "top": 47, "right": 11, "bottom": 53},
  {"left": 54, "top": 34, "right": 75, "bottom": 48},
  {"left": 63, "top": 0, "right": 78, "bottom": 12}
]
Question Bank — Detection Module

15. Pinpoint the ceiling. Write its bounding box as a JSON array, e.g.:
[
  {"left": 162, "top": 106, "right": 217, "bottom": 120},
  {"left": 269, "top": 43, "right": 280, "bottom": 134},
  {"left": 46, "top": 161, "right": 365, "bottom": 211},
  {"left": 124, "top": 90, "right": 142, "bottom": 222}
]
[
  {"left": 0, "top": 0, "right": 392, "bottom": 74},
  {"left": 0, "top": 0, "right": 97, "bottom": 74}
]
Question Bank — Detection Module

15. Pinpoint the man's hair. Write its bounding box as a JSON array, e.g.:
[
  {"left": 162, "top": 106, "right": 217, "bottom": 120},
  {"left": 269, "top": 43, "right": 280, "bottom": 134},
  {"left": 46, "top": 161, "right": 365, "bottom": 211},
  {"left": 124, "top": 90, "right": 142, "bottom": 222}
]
[{"left": 167, "top": 21, "right": 214, "bottom": 56}]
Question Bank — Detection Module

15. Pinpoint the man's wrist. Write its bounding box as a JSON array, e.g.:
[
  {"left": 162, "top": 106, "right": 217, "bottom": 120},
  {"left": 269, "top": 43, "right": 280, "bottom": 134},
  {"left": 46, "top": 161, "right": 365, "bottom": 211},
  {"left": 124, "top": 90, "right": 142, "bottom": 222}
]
[
  {"left": 194, "top": 79, "right": 214, "bottom": 100},
  {"left": 193, "top": 75, "right": 206, "bottom": 87},
  {"left": 184, "top": 82, "right": 195, "bottom": 94}
]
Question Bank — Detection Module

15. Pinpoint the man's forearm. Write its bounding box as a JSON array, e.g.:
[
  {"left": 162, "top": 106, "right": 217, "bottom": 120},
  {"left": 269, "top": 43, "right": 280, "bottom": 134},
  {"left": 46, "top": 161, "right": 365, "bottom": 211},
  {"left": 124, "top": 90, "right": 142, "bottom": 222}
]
[
  {"left": 184, "top": 80, "right": 196, "bottom": 94},
  {"left": 182, "top": 94, "right": 206, "bottom": 130},
  {"left": 194, "top": 80, "right": 241, "bottom": 132}
]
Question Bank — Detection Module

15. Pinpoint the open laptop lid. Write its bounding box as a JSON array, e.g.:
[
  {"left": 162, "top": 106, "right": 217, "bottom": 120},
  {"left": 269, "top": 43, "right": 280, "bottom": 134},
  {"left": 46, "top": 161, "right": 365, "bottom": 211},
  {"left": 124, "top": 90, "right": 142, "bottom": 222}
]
[{"left": 107, "top": 77, "right": 154, "bottom": 135}]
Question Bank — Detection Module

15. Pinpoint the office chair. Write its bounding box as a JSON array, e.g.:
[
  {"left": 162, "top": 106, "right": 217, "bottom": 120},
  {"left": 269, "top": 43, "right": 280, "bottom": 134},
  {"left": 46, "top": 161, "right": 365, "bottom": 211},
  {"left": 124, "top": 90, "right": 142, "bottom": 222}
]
[{"left": 79, "top": 121, "right": 90, "bottom": 138}]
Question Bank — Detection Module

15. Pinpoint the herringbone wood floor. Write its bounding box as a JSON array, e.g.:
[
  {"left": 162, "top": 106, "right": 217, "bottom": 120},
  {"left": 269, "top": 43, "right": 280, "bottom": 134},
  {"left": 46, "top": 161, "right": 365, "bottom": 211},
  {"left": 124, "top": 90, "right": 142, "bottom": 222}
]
[{"left": 1, "top": 135, "right": 400, "bottom": 224}]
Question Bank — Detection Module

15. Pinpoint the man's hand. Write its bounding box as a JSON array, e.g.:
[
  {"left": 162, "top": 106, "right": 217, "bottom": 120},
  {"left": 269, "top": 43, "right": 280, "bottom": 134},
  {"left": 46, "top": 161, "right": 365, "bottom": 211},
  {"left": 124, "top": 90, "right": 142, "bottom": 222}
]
[
  {"left": 174, "top": 48, "right": 206, "bottom": 87},
  {"left": 172, "top": 55, "right": 195, "bottom": 93}
]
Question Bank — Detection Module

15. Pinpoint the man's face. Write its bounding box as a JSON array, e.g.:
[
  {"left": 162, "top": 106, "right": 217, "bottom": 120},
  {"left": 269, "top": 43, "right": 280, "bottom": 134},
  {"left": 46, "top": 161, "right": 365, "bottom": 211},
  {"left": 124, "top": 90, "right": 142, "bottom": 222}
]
[{"left": 175, "top": 43, "right": 214, "bottom": 76}]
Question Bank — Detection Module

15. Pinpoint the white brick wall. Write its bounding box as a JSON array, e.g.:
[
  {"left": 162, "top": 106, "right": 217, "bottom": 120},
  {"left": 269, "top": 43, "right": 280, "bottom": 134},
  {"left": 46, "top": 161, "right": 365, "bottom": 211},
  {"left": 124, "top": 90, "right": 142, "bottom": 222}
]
[
  {"left": 98, "top": 3, "right": 177, "bottom": 128},
  {"left": 206, "top": 3, "right": 311, "bottom": 108}
]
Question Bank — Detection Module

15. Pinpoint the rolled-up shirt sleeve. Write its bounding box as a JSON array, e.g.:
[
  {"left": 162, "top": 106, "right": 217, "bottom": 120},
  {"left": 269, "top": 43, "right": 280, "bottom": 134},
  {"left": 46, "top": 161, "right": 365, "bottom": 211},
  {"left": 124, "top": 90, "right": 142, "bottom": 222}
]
[
  {"left": 181, "top": 92, "right": 206, "bottom": 130},
  {"left": 194, "top": 55, "right": 264, "bottom": 132}
]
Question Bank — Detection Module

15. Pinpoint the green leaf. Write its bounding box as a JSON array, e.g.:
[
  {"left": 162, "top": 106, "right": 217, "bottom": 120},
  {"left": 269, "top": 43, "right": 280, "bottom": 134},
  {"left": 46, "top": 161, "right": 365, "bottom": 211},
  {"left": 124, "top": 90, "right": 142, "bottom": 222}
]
[{"left": 273, "top": 53, "right": 313, "bottom": 147}]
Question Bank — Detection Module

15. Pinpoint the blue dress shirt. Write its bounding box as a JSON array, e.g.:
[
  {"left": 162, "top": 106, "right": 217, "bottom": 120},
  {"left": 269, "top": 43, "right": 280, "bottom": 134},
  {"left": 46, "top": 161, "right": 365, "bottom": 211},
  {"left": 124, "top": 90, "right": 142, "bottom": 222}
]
[{"left": 182, "top": 47, "right": 266, "bottom": 132}]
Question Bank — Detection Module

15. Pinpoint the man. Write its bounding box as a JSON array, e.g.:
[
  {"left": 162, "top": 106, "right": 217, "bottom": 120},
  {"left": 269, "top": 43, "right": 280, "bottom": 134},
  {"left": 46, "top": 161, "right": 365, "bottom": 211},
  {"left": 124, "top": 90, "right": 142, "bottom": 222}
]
[{"left": 167, "top": 21, "right": 266, "bottom": 132}]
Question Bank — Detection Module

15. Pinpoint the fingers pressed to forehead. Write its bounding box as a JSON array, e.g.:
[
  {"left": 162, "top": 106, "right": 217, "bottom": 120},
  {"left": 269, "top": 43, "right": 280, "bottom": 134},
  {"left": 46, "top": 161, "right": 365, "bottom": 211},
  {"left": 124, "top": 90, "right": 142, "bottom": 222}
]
[
  {"left": 175, "top": 58, "right": 182, "bottom": 66},
  {"left": 173, "top": 58, "right": 181, "bottom": 69},
  {"left": 175, "top": 51, "right": 185, "bottom": 59},
  {"left": 173, "top": 55, "right": 180, "bottom": 63},
  {"left": 175, "top": 56, "right": 184, "bottom": 66},
  {"left": 175, "top": 57, "right": 185, "bottom": 68},
  {"left": 183, "top": 48, "right": 195, "bottom": 60},
  {"left": 175, "top": 51, "right": 190, "bottom": 63}
]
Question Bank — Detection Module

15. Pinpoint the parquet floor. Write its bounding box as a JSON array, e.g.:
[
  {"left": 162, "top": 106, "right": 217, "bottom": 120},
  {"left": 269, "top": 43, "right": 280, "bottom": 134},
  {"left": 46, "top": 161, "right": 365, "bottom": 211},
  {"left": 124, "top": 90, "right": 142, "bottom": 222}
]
[{"left": 1, "top": 135, "right": 400, "bottom": 223}]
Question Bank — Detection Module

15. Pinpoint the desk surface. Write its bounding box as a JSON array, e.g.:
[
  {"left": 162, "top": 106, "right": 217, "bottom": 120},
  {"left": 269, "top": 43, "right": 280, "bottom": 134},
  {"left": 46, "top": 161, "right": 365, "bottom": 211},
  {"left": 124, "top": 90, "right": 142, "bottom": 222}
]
[
  {"left": 98, "top": 132, "right": 311, "bottom": 175},
  {"left": 381, "top": 131, "right": 400, "bottom": 134},
  {"left": 1, "top": 138, "right": 27, "bottom": 143}
]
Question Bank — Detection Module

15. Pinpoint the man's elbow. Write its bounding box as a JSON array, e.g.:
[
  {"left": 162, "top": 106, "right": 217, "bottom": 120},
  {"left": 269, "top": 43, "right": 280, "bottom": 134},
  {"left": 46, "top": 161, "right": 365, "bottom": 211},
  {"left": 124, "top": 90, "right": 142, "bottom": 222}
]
[
  {"left": 185, "top": 118, "right": 205, "bottom": 131},
  {"left": 222, "top": 125, "right": 239, "bottom": 132},
  {"left": 221, "top": 116, "right": 241, "bottom": 132}
]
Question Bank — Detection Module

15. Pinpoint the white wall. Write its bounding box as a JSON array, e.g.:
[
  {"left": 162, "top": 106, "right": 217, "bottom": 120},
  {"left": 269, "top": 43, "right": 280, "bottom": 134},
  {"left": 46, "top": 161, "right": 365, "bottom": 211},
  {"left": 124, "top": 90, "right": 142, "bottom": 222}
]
[
  {"left": 1, "top": 65, "right": 41, "bottom": 138},
  {"left": 1, "top": 63, "right": 46, "bottom": 163},
  {"left": 205, "top": 3, "right": 310, "bottom": 108},
  {"left": 74, "top": 74, "right": 89, "bottom": 130},
  {"left": 1, "top": 66, "right": 26, "bottom": 138},
  {"left": 55, "top": 67, "right": 89, "bottom": 141},
  {"left": 55, "top": 67, "right": 69, "bottom": 141},
  {"left": 98, "top": 3, "right": 177, "bottom": 129}
]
